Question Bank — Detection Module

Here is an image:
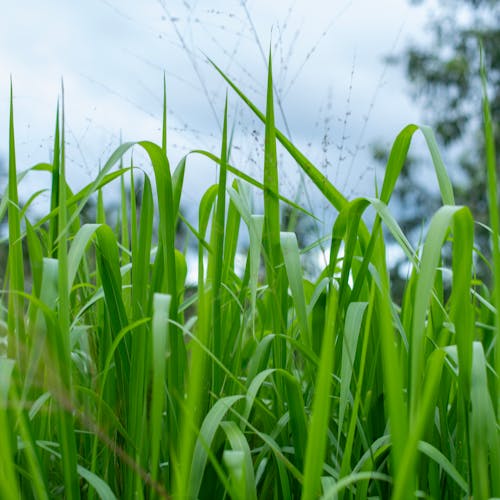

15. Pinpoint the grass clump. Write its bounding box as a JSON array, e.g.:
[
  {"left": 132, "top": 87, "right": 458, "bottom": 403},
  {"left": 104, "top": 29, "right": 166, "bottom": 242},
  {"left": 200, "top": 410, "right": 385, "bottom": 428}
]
[{"left": 1, "top": 54, "right": 499, "bottom": 499}]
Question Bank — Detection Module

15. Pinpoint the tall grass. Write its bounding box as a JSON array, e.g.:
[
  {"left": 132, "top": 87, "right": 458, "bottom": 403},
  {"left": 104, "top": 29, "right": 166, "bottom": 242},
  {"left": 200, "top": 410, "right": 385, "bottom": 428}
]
[{"left": 1, "top": 54, "right": 499, "bottom": 499}]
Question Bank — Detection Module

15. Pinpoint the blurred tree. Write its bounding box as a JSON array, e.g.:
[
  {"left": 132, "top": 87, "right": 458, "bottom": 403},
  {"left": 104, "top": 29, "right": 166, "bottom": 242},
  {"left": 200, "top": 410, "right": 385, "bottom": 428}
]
[{"left": 380, "top": 0, "right": 499, "bottom": 292}]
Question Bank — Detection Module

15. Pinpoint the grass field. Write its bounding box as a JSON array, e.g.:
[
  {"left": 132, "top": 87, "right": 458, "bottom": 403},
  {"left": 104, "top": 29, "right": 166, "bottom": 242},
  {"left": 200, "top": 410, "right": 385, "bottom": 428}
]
[{"left": 1, "top": 55, "right": 499, "bottom": 499}]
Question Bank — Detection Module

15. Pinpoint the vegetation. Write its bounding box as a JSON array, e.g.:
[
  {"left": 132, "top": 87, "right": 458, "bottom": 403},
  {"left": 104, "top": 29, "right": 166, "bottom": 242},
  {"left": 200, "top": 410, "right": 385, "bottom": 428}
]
[
  {"left": 382, "top": 0, "right": 499, "bottom": 272},
  {"left": 0, "top": 52, "right": 499, "bottom": 499}
]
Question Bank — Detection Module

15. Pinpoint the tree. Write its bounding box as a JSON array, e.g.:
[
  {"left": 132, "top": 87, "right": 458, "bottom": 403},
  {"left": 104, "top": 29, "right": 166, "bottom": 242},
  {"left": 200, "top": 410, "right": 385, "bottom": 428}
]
[{"left": 382, "top": 0, "right": 499, "bottom": 289}]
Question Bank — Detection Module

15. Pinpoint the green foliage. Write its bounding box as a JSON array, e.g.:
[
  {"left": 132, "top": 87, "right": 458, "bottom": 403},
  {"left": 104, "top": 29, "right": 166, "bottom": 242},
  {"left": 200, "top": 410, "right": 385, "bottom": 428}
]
[
  {"left": 0, "top": 56, "right": 499, "bottom": 499},
  {"left": 384, "top": 0, "right": 499, "bottom": 288}
]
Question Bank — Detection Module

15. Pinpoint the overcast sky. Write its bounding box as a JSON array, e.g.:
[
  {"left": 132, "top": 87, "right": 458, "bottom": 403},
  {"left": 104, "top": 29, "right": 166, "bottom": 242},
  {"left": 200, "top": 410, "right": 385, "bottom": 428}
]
[{"left": 0, "top": 0, "right": 433, "bottom": 226}]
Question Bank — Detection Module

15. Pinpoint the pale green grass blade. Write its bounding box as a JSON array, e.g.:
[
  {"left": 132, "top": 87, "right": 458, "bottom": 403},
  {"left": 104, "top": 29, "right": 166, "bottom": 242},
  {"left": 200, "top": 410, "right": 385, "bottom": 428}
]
[
  {"left": 320, "top": 472, "right": 392, "bottom": 499},
  {"left": 228, "top": 182, "right": 264, "bottom": 339},
  {"left": 366, "top": 198, "right": 416, "bottom": 265},
  {"left": 469, "top": 341, "right": 499, "bottom": 499},
  {"left": 409, "top": 206, "right": 470, "bottom": 417},
  {"left": 25, "top": 218, "right": 44, "bottom": 299},
  {"left": 221, "top": 421, "right": 258, "bottom": 500},
  {"left": 150, "top": 293, "right": 171, "bottom": 489},
  {"left": 67, "top": 223, "right": 100, "bottom": 290},
  {"left": 37, "top": 441, "right": 117, "bottom": 500},
  {"left": 188, "top": 395, "right": 245, "bottom": 499},
  {"left": 22, "top": 258, "right": 59, "bottom": 401},
  {"left": 76, "top": 465, "right": 117, "bottom": 500},
  {"left": 172, "top": 156, "right": 186, "bottom": 217},
  {"left": 302, "top": 281, "right": 338, "bottom": 500},
  {"left": 418, "top": 126, "right": 455, "bottom": 205},
  {"left": 222, "top": 450, "right": 246, "bottom": 500},
  {"left": 281, "top": 232, "right": 311, "bottom": 348},
  {"left": 338, "top": 301, "right": 368, "bottom": 455},
  {"left": 228, "top": 181, "right": 264, "bottom": 339}
]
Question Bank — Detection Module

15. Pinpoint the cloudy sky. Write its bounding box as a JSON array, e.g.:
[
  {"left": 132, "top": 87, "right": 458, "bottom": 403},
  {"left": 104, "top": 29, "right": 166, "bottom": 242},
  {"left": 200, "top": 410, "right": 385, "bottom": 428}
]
[{"left": 0, "top": 0, "right": 433, "bottom": 226}]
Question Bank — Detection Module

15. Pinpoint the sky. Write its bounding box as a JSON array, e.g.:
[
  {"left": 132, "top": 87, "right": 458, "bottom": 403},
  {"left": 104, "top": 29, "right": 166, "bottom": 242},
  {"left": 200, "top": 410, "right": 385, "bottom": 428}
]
[{"left": 0, "top": 0, "right": 433, "bottom": 230}]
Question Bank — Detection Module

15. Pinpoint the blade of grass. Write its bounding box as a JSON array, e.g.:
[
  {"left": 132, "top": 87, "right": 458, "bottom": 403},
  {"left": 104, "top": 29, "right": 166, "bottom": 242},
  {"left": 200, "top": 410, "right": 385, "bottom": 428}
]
[
  {"left": 479, "top": 46, "right": 500, "bottom": 418},
  {"left": 7, "top": 80, "right": 25, "bottom": 365},
  {"left": 150, "top": 293, "right": 171, "bottom": 493},
  {"left": 302, "top": 280, "right": 338, "bottom": 500}
]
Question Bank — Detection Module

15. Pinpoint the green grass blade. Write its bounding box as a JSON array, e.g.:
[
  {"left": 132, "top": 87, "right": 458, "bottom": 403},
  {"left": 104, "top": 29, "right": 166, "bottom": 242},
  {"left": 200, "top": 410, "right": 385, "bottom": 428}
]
[
  {"left": 409, "top": 206, "right": 467, "bottom": 417},
  {"left": 281, "top": 232, "right": 311, "bottom": 348},
  {"left": 417, "top": 441, "right": 468, "bottom": 494},
  {"left": 302, "top": 280, "right": 338, "bottom": 500},
  {"left": 338, "top": 301, "right": 368, "bottom": 456},
  {"left": 188, "top": 395, "right": 245, "bottom": 499},
  {"left": 480, "top": 47, "right": 500, "bottom": 418},
  {"left": 56, "top": 87, "right": 80, "bottom": 500},
  {"left": 7, "top": 81, "right": 25, "bottom": 365},
  {"left": 0, "top": 359, "right": 20, "bottom": 499},
  {"left": 221, "top": 421, "right": 258, "bottom": 500},
  {"left": 150, "top": 293, "right": 171, "bottom": 490},
  {"left": 210, "top": 96, "right": 229, "bottom": 393}
]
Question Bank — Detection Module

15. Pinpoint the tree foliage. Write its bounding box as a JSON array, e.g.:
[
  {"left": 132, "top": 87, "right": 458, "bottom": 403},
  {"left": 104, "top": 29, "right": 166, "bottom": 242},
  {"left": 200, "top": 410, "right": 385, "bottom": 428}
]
[{"left": 384, "top": 0, "right": 499, "bottom": 289}]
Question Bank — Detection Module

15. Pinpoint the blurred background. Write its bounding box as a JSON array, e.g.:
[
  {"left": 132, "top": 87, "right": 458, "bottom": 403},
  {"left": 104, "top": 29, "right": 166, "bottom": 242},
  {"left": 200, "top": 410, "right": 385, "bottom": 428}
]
[{"left": 1, "top": 0, "right": 498, "bottom": 281}]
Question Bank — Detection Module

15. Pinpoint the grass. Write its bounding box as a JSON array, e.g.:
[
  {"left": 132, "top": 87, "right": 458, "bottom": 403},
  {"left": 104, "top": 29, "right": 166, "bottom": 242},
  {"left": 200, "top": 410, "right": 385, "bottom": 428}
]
[{"left": 0, "top": 53, "right": 499, "bottom": 499}]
